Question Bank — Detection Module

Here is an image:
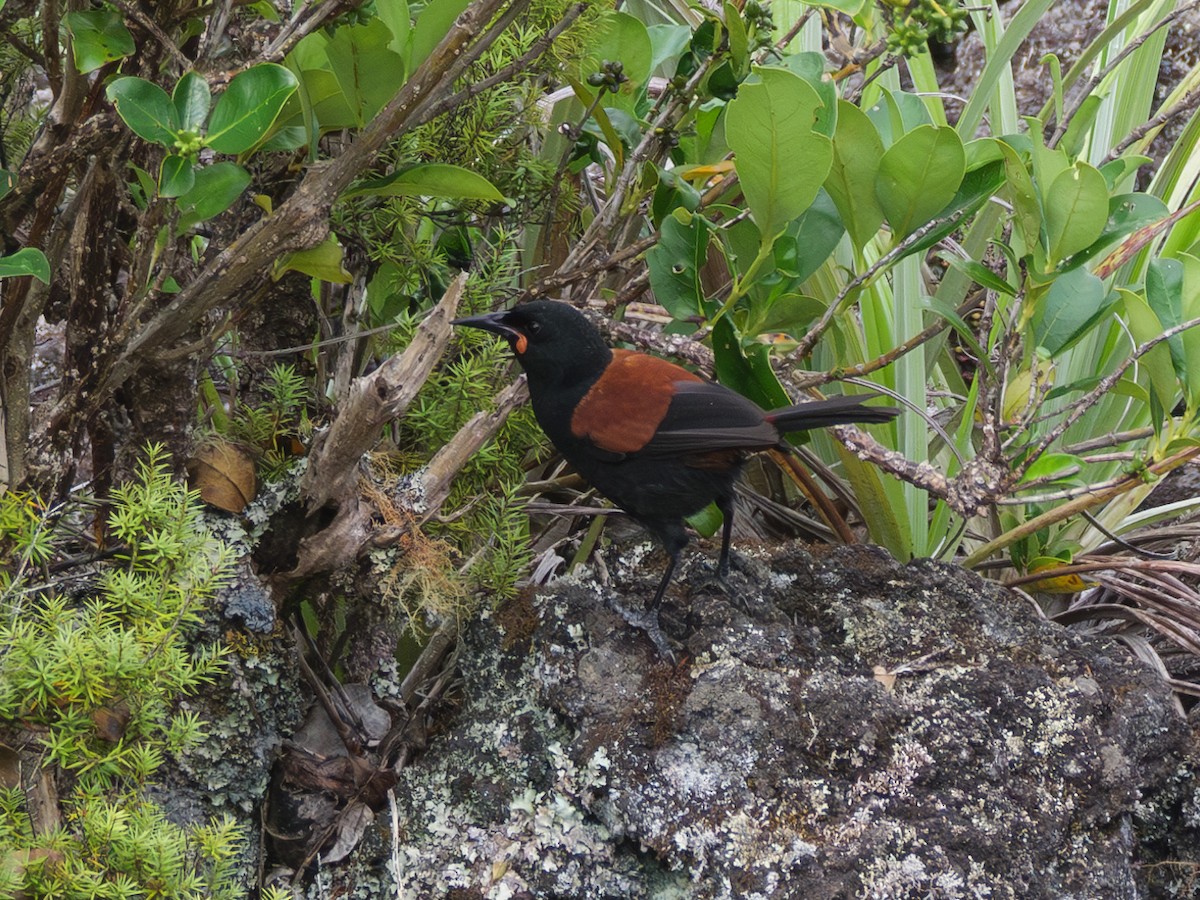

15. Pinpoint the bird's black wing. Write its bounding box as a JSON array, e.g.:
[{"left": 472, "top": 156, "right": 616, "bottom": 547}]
[{"left": 635, "top": 381, "right": 780, "bottom": 457}]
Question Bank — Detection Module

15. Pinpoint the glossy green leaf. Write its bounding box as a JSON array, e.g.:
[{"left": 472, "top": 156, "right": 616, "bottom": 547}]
[
  {"left": 0, "top": 248, "right": 50, "bottom": 283},
  {"left": 1064, "top": 192, "right": 1168, "bottom": 269},
  {"left": 65, "top": 9, "right": 134, "bottom": 74},
  {"left": 275, "top": 235, "right": 353, "bottom": 283},
  {"left": 574, "top": 11, "right": 653, "bottom": 115},
  {"left": 172, "top": 72, "right": 211, "bottom": 132},
  {"left": 787, "top": 189, "right": 845, "bottom": 284},
  {"left": 711, "top": 317, "right": 791, "bottom": 412},
  {"left": 343, "top": 163, "right": 504, "bottom": 200},
  {"left": 727, "top": 66, "right": 833, "bottom": 237},
  {"left": 175, "top": 163, "right": 251, "bottom": 233},
  {"left": 158, "top": 154, "right": 195, "bottom": 198},
  {"left": 825, "top": 100, "right": 885, "bottom": 249},
  {"left": 1030, "top": 266, "right": 1110, "bottom": 355},
  {"left": 107, "top": 77, "right": 178, "bottom": 147},
  {"left": 1045, "top": 162, "right": 1108, "bottom": 265},
  {"left": 876, "top": 125, "right": 965, "bottom": 240},
  {"left": 206, "top": 64, "right": 299, "bottom": 154},
  {"left": 646, "top": 211, "right": 712, "bottom": 321},
  {"left": 409, "top": 0, "right": 471, "bottom": 70}
]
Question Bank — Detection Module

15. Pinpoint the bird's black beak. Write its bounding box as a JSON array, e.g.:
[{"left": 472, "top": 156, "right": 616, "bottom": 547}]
[{"left": 451, "top": 310, "right": 521, "bottom": 342}]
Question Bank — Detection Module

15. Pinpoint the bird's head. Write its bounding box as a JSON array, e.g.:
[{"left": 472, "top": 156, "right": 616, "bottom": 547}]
[{"left": 452, "top": 300, "right": 612, "bottom": 386}]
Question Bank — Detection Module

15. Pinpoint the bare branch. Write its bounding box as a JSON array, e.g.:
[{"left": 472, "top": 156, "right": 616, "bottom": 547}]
[{"left": 300, "top": 274, "right": 469, "bottom": 511}]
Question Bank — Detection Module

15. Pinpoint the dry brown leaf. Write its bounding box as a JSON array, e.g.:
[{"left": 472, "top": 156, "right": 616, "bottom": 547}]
[{"left": 187, "top": 439, "right": 257, "bottom": 512}]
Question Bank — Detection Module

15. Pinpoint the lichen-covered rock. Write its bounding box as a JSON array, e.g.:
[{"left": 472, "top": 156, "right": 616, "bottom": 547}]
[{"left": 384, "top": 543, "right": 1200, "bottom": 899}]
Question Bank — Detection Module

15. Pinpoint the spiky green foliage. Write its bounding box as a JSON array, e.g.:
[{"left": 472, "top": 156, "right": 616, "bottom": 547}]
[{"left": 0, "top": 445, "right": 245, "bottom": 897}]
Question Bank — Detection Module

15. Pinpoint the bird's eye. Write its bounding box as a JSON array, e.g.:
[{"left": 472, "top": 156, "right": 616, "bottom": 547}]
[{"left": 527, "top": 320, "right": 542, "bottom": 335}]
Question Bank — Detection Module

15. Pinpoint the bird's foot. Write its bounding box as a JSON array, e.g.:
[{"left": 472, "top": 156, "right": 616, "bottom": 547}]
[{"left": 606, "top": 596, "right": 677, "bottom": 662}]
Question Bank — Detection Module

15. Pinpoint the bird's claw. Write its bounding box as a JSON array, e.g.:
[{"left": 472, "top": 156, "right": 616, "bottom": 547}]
[{"left": 606, "top": 597, "right": 677, "bottom": 662}]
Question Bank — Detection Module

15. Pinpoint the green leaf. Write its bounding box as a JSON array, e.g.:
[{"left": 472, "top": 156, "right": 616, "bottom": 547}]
[
  {"left": 376, "top": 0, "right": 411, "bottom": 56},
  {"left": 176, "top": 163, "right": 251, "bottom": 233},
  {"left": 711, "top": 317, "right": 791, "bottom": 411},
  {"left": 648, "top": 24, "right": 691, "bottom": 77},
  {"left": 875, "top": 124, "right": 965, "bottom": 240},
  {"left": 650, "top": 165, "right": 701, "bottom": 226},
  {"left": 1146, "top": 258, "right": 1186, "bottom": 381},
  {"left": 779, "top": 53, "right": 837, "bottom": 138},
  {"left": 1063, "top": 192, "right": 1168, "bottom": 269},
  {"left": 206, "top": 64, "right": 299, "bottom": 155},
  {"left": 865, "top": 89, "right": 932, "bottom": 147},
  {"left": 274, "top": 235, "right": 353, "bottom": 284},
  {"left": 577, "top": 11, "right": 653, "bottom": 94},
  {"left": 787, "top": 189, "right": 845, "bottom": 284},
  {"left": 409, "top": 0, "right": 471, "bottom": 71},
  {"left": 0, "top": 168, "right": 14, "bottom": 201},
  {"left": 724, "top": 1, "right": 750, "bottom": 78},
  {"left": 1178, "top": 253, "right": 1200, "bottom": 406},
  {"left": 327, "top": 19, "right": 406, "bottom": 126},
  {"left": 0, "top": 248, "right": 50, "bottom": 283},
  {"left": 1060, "top": 95, "right": 1102, "bottom": 159},
  {"left": 1030, "top": 266, "right": 1110, "bottom": 355},
  {"left": 997, "top": 140, "right": 1042, "bottom": 259},
  {"left": 106, "top": 77, "right": 179, "bottom": 146},
  {"left": 646, "top": 211, "right": 712, "bottom": 322},
  {"left": 899, "top": 160, "right": 1007, "bottom": 261},
  {"left": 1044, "top": 161, "right": 1109, "bottom": 265},
  {"left": 172, "top": 72, "right": 211, "bottom": 132},
  {"left": 1121, "top": 288, "right": 1178, "bottom": 411},
  {"left": 158, "top": 154, "right": 196, "bottom": 198},
  {"left": 727, "top": 66, "right": 833, "bottom": 237},
  {"left": 1098, "top": 155, "right": 1151, "bottom": 190},
  {"left": 752, "top": 293, "right": 826, "bottom": 337},
  {"left": 686, "top": 502, "right": 724, "bottom": 538},
  {"left": 825, "top": 100, "right": 885, "bottom": 249},
  {"left": 343, "top": 163, "right": 504, "bottom": 200},
  {"left": 64, "top": 9, "right": 134, "bottom": 74},
  {"left": 936, "top": 253, "right": 1017, "bottom": 296},
  {"left": 1020, "top": 453, "right": 1083, "bottom": 485}
]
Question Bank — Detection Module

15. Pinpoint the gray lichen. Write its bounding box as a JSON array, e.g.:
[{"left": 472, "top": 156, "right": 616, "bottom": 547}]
[{"left": 376, "top": 543, "right": 1199, "bottom": 898}]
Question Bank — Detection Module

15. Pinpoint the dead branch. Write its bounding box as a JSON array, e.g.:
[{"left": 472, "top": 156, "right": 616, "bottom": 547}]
[
  {"left": 414, "top": 375, "right": 531, "bottom": 519},
  {"left": 300, "top": 274, "right": 468, "bottom": 511}
]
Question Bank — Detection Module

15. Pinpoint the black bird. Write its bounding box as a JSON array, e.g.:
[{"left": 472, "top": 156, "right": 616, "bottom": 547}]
[{"left": 453, "top": 300, "right": 898, "bottom": 612}]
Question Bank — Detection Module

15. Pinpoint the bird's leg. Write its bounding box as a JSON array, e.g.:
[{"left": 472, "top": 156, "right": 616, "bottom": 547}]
[
  {"left": 716, "top": 494, "right": 735, "bottom": 579},
  {"left": 648, "top": 551, "right": 679, "bottom": 611}
]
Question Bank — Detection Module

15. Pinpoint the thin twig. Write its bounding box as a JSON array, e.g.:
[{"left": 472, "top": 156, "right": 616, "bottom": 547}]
[{"left": 789, "top": 207, "right": 974, "bottom": 361}]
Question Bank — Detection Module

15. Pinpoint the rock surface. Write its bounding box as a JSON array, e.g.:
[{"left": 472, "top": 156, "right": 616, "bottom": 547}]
[{"left": 381, "top": 543, "right": 1199, "bottom": 899}]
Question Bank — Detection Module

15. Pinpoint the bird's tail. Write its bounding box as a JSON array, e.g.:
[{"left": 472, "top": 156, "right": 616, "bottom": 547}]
[{"left": 765, "top": 394, "right": 899, "bottom": 432}]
